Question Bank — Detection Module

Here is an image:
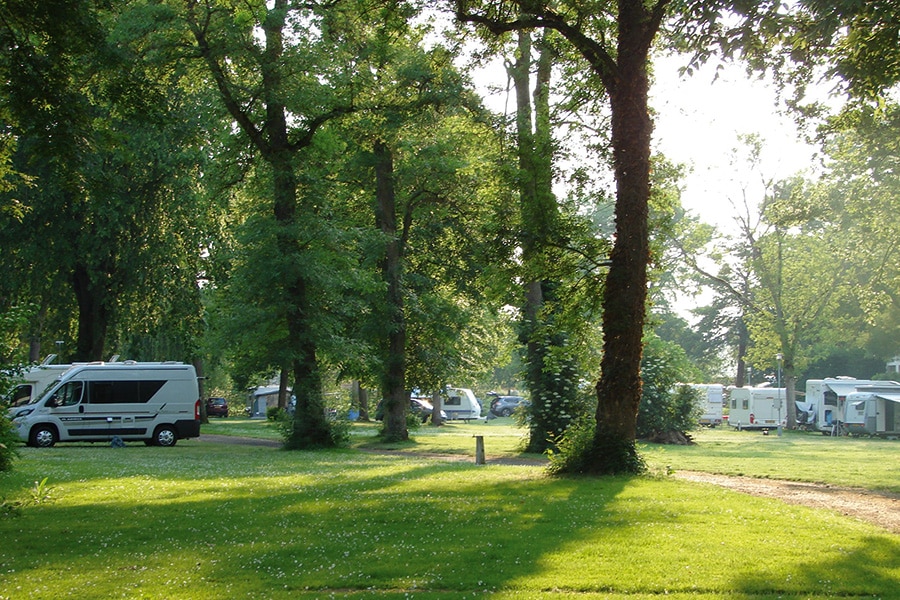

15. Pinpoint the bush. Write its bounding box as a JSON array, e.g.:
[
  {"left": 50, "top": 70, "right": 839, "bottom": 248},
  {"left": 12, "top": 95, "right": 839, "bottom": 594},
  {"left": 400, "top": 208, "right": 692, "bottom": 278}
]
[
  {"left": 547, "top": 417, "right": 646, "bottom": 476},
  {"left": 275, "top": 407, "right": 351, "bottom": 449},
  {"left": 0, "top": 413, "right": 20, "bottom": 472},
  {"left": 636, "top": 335, "right": 702, "bottom": 444}
]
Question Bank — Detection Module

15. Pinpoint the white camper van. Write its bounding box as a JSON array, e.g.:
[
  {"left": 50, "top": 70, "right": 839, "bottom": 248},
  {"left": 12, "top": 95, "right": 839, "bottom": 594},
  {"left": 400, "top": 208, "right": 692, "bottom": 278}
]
[
  {"left": 3, "top": 354, "right": 124, "bottom": 410},
  {"left": 680, "top": 384, "right": 724, "bottom": 427},
  {"left": 8, "top": 361, "right": 200, "bottom": 447},
  {"left": 443, "top": 387, "right": 483, "bottom": 421},
  {"left": 804, "top": 378, "right": 899, "bottom": 434},
  {"left": 842, "top": 383, "right": 900, "bottom": 437},
  {"left": 727, "top": 387, "right": 786, "bottom": 430}
]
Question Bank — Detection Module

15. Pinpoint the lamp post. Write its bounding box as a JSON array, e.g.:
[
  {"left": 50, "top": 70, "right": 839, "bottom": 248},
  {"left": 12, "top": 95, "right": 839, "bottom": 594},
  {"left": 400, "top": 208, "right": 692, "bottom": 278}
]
[{"left": 776, "top": 353, "right": 784, "bottom": 436}]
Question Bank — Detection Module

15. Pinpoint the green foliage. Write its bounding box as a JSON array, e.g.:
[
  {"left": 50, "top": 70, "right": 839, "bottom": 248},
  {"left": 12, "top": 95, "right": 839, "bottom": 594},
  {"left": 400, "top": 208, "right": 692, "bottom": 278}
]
[
  {"left": 545, "top": 416, "right": 597, "bottom": 474},
  {"left": 637, "top": 335, "right": 704, "bottom": 441},
  {"left": 0, "top": 477, "right": 52, "bottom": 517},
  {"left": 547, "top": 417, "right": 647, "bottom": 476},
  {"left": 0, "top": 414, "right": 19, "bottom": 472},
  {"left": 0, "top": 304, "right": 35, "bottom": 364},
  {"left": 277, "top": 406, "right": 350, "bottom": 450}
]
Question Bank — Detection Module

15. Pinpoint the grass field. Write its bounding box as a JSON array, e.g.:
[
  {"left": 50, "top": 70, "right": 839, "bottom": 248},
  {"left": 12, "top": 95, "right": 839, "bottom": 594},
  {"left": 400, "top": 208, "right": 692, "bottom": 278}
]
[
  {"left": 204, "top": 417, "right": 900, "bottom": 492},
  {"left": 0, "top": 420, "right": 897, "bottom": 599}
]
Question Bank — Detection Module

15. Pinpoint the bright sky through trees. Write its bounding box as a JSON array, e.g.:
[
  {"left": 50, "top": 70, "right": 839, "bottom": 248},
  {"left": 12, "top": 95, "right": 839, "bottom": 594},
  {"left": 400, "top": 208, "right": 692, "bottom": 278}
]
[{"left": 650, "top": 54, "right": 822, "bottom": 230}]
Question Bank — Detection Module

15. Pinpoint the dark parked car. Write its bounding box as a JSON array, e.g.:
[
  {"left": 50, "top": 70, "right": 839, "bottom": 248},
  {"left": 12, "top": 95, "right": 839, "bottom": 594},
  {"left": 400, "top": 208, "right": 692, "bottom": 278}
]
[
  {"left": 206, "top": 397, "right": 229, "bottom": 418},
  {"left": 488, "top": 394, "right": 526, "bottom": 417},
  {"left": 375, "top": 397, "right": 448, "bottom": 423}
]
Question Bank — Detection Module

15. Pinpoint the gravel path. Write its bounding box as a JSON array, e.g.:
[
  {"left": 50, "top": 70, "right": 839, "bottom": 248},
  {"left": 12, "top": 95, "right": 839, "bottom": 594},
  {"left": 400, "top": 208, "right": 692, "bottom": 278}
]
[{"left": 673, "top": 470, "right": 900, "bottom": 534}]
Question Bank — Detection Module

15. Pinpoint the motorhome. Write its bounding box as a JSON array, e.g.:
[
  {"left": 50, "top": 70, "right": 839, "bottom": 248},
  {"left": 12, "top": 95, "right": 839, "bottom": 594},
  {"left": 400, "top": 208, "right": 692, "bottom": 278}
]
[
  {"left": 680, "top": 383, "right": 724, "bottom": 427},
  {"left": 3, "top": 362, "right": 69, "bottom": 410},
  {"left": 8, "top": 361, "right": 200, "bottom": 447},
  {"left": 3, "top": 354, "right": 122, "bottom": 410},
  {"left": 727, "top": 386, "right": 786, "bottom": 430},
  {"left": 805, "top": 378, "right": 900, "bottom": 434},
  {"left": 443, "top": 387, "right": 483, "bottom": 421},
  {"left": 842, "top": 383, "right": 900, "bottom": 437}
]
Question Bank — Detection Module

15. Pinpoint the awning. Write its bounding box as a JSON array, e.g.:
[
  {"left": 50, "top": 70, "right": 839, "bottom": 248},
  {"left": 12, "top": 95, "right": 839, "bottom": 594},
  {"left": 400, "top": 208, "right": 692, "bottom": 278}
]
[
  {"left": 874, "top": 393, "right": 900, "bottom": 405},
  {"left": 824, "top": 381, "right": 870, "bottom": 397}
]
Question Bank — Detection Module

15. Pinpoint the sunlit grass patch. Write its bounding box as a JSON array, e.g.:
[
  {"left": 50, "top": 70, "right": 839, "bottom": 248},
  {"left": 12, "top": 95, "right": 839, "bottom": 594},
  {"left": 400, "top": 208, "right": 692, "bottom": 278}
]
[
  {"left": 641, "top": 427, "right": 900, "bottom": 492},
  {"left": 1, "top": 442, "right": 897, "bottom": 599}
]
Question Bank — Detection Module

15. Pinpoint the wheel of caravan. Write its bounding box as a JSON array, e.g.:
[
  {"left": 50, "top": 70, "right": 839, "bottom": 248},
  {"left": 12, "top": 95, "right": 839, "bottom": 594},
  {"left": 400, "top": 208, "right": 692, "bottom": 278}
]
[
  {"left": 153, "top": 425, "right": 178, "bottom": 447},
  {"left": 30, "top": 424, "right": 58, "bottom": 448}
]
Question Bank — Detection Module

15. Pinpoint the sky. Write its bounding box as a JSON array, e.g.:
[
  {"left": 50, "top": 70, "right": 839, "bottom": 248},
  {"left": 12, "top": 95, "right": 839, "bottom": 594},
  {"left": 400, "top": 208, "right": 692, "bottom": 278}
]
[
  {"left": 472, "top": 51, "right": 829, "bottom": 317},
  {"left": 649, "top": 54, "right": 823, "bottom": 230}
]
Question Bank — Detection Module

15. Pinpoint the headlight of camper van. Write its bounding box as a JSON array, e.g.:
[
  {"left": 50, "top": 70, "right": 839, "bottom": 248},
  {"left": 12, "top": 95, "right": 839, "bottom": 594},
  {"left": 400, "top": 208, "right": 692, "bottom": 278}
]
[{"left": 13, "top": 407, "right": 34, "bottom": 419}]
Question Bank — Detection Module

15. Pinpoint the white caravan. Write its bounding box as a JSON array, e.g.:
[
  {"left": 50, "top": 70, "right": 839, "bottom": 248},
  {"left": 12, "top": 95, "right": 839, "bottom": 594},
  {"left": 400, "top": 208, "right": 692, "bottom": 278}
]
[
  {"left": 9, "top": 361, "right": 200, "bottom": 447},
  {"left": 727, "top": 387, "right": 786, "bottom": 430},
  {"left": 4, "top": 360, "right": 70, "bottom": 410},
  {"left": 3, "top": 354, "right": 122, "bottom": 410},
  {"left": 804, "top": 378, "right": 899, "bottom": 434},
  {"left": 842, "top": 382, "right": 900, "bottom": 437},
  {"left": 443, "top": 387, "right": 483, "bottom": 421},
  {"left": 680, "top": 383, "right": 724, "bottom": 427}
]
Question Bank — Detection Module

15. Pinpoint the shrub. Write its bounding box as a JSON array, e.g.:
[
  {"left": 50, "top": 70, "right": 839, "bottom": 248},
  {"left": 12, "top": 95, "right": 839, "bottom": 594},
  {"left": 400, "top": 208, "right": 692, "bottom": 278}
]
[
  {"left": 636, "top": 335, "right": 702, "bottom": 444},
  {"left": 547, "top": 417, "right": 646, "bottom": 475},
  {"left": 0, "top": 413, "right": 19, "bottom": 472},
  {"left": 276, "top": 407, "right": 351, "bottom": 449},
  {"left": 267, "top": 405, "right": 283, "bottom": 421}
]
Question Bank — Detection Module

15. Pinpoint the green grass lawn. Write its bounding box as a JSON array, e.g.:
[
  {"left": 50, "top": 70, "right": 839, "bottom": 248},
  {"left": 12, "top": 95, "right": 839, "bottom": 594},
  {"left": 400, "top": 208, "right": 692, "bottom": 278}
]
[{"left": 1, "top": 422, "right": 897, "bottom": 599}]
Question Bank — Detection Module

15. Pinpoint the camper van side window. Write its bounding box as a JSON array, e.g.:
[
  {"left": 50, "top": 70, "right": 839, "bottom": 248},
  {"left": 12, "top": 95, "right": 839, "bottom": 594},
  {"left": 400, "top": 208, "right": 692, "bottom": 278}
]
[
  {"left": 742, "top": 399, "right": 749, "bottom": 410},
  {"left": 52, "top": 382, "right": 84, "bottom": 407},
  {"left": 88, "top": 380, "right": 165, "bottom": 404},
  {"left": 139, "top": 381, "right": 165, "bottom": 403}
]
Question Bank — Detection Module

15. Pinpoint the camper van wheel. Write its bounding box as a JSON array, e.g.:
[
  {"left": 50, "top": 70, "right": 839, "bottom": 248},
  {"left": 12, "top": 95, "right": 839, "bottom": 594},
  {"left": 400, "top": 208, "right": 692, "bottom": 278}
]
[
  {"left": 153, "top": 426, "right": 178, "bottom": 447},
  {"left": 30, "top": 425, "right": 58, "bottom": 448}
]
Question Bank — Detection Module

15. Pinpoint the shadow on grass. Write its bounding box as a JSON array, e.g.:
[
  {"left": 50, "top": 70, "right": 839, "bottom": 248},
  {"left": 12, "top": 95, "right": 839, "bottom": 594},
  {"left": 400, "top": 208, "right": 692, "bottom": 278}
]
[{"left": 1, "top": 443, "right": 897, "bottom": 598}]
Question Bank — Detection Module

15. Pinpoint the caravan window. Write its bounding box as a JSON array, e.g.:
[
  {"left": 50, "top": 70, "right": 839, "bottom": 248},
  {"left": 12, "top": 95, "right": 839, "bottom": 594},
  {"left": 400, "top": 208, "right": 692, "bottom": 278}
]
[
  {"left": 6, "top": 384, "right": 33, "bottom": 408},
  {"left": 445, "top": 395, "right": 461, "bottom": 406},
  {"left": 824, "top": 390, "right": 838, "bottom": 406},
  {"left": 51, "top": 382, "right": 84, "bottom": 407},
  {"left": 742, "top": 399, "right": 749, "bottom": 410},
  {"left": 88, "top": 380, "right": 166, "bottom": 404}
]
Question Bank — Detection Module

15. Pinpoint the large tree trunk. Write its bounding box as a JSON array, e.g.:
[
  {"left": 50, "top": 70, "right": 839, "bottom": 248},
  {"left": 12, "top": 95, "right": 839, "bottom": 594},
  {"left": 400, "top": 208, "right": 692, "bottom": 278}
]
[
  {"left": 71, "top": 262, "right": 109, "bottom": 361},
  {"left": 589, "top": 3, "right": 656, "bottom": 473},
  {"left": 454, "top": 0, "right": 668, "bottom": 474},
  {"left": 513, "top": 30, "right": 578, "bottom": 453},
  {"left": 374, "top": 140, "right": 409, "bottom": 442}
]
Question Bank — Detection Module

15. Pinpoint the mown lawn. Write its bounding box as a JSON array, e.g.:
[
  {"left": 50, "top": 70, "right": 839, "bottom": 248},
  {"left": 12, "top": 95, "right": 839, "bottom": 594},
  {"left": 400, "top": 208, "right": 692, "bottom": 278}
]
[
  {"left": 204, "top": 417, "right": 900, "bottom": 492},
  {"left": 1, "top": 424, "right": 897, "bottom": 599}
]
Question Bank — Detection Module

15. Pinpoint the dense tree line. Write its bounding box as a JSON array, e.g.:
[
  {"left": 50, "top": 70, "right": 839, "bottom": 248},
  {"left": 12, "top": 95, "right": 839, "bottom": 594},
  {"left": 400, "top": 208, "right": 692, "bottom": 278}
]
[{"left": 2, "top": 0, "right": 899, "bottom": 472}]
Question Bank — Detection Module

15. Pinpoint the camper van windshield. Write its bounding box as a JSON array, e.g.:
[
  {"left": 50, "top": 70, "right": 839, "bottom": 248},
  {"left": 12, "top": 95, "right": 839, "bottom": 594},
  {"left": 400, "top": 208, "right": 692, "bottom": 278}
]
[{"left": 4, "top": 384, "right": 32, "bottom": 408}]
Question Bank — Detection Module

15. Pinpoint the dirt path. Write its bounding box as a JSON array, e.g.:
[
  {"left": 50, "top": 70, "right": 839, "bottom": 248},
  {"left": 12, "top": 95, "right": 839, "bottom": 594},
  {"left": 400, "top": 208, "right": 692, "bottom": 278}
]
[
  {"left": 673, "top": 471, "right": 900, "bottom": 534},
  {"left": 197, "top": 435, "right": 899, "bottom": 534}
]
